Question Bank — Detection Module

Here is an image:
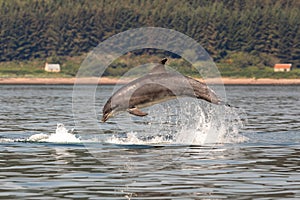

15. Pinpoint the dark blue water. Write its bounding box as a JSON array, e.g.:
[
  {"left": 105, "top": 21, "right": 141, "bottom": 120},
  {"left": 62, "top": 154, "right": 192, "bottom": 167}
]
[{"left": 1, "top": 85, "right": 299, "bottom": 199}]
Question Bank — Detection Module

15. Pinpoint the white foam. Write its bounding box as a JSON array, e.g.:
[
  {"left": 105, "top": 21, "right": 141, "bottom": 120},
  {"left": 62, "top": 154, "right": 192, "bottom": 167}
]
[
  {"left": 28, "top": 133, "right": 49, "bottom": 142},
  {"left": 27, "top": 123, "right": 81, "bottom": 143},
  {"left": 0, "top": 138, "right": 14, "bottom": 143},
  {"left": 105, "top": 132, "right": 171, "bottom": 145}
]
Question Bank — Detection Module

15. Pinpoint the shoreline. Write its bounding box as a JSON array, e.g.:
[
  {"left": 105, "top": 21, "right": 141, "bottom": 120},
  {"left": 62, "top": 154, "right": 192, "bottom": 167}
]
[{"left": 1, "top": 77, "right": 300, "bottom": 85}]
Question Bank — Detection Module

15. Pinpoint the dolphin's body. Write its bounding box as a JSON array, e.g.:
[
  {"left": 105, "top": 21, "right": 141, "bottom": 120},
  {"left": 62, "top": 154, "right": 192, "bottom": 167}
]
[{"left": 102, "top": 58, "right": 222, "bottom": 122}]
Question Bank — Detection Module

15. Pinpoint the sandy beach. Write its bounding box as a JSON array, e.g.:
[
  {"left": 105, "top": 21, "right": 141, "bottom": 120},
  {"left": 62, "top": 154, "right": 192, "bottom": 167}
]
[{"left": 1, "top": 77, "right": 300, "bottom": 85}]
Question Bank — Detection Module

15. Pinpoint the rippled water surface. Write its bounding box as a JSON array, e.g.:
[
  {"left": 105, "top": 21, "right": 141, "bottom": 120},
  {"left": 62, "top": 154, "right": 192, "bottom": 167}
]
[{"left": 1, "top": 85, "right": 299, "bottom": 199}]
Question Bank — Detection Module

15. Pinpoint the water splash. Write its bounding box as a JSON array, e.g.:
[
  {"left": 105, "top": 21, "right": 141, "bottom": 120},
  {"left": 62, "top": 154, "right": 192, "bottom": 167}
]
[
  {"left": 178, "top": 102, "right": 247, "bottom": 145},
  {"left": 27, "top": 123, "right": 81, "bottom": 143},
  {"left": 176, "top": 101, "right": 247, "bottom": 145},
  {"left": 104, "top": 99, "right": 246, "bottom": 145}
]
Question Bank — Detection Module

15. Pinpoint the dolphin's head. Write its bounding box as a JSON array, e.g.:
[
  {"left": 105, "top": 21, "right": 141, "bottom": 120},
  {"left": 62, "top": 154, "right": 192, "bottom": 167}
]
[{"left": 102, "top": 98, "right": 121, "bottom": 122}]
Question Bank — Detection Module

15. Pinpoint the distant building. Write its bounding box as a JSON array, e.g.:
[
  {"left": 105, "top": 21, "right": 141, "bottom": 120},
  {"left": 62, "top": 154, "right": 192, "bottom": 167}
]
[
  {"left": 274, "top": 64, "right": 292, "bottom": 72},
  {"left": 45, "top": 63, "right": 61, "bottom": 72}
]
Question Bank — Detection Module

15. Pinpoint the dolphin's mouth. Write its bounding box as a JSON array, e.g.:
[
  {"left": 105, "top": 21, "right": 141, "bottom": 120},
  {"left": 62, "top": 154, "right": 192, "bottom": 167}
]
[{"left": 102, "top": 112, "right": 114, "bottom": 122}]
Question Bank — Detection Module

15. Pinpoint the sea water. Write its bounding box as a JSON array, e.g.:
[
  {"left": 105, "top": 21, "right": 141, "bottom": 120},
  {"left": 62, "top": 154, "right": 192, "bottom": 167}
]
[{"left": 0, "top": 85, "right": 299, "bottom": 199}]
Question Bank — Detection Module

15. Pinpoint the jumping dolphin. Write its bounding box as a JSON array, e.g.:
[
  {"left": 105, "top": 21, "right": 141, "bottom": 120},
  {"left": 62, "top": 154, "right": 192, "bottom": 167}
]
[{"left": 102, "top": 58, "right": 222, "bottom": 122}]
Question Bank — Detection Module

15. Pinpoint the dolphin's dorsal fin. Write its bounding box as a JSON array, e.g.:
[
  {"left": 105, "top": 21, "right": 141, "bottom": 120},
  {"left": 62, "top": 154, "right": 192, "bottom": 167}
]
[
  {"left": 150, "top": 58, "right": 168, "bottom": 74},
  {"left": 160, "top": 58, "right": 167, "bottom": 65}
]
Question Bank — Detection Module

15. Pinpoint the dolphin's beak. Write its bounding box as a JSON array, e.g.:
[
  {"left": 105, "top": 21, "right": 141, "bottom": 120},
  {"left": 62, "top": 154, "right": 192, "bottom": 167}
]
[{"left": 101, "top": 111, "right": 114, "bottom": 122}]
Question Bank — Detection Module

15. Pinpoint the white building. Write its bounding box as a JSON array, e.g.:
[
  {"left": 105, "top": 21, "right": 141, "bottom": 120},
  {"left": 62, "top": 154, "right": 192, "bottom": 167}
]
[
  {"left": 45, "top": 63, "right": 61, "bottom": 72},
  {"left": 274, "top": 64, "right": 292, "bottom": 72}
]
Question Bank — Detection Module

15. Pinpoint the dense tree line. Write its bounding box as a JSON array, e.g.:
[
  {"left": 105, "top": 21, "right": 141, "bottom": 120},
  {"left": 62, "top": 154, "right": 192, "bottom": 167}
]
[{"left": 0, "top": 0, "right": 299, "bottom": 67}]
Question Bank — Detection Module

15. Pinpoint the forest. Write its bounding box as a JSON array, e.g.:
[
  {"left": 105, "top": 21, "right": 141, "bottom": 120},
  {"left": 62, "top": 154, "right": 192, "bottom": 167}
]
[{"left": 0, "top": 0, "right": 299, "bottom": 77}]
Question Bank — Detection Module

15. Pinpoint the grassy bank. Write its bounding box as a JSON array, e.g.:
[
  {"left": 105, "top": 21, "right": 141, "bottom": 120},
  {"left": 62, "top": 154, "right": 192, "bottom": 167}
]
[
  {"left": 0, "top": 54, "right": 299, "bottom": 79},
  {"left": 0, "top": 55, "right": 84, "bottom": 78},
  {"left": 219, "top": 63, "right": 300, "bottom": 79}
]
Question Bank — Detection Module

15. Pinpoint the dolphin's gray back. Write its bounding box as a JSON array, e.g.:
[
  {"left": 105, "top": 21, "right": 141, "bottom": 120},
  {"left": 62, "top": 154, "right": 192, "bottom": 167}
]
[{"left": 109, "top": 72, "right": 220, "bottom": 110}]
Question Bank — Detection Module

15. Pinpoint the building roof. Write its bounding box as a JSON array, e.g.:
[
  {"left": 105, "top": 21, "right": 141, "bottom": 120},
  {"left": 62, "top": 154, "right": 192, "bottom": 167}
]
[
  {"left": 274, "top": 64, "right": 292, "bottom": 69},
  {"left": 45, "top": 63, "right": 60, "bottom": 68}
]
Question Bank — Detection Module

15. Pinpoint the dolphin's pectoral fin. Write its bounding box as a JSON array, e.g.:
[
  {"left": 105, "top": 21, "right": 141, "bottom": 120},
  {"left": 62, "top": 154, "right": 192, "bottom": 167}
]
[{"left": 128, "top": 107, "right": 148, "bottom": 117}]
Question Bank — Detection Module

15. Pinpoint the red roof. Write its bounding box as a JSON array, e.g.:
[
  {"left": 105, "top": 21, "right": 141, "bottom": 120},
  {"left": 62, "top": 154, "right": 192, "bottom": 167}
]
[{"left": 274, "top": 64, "right": 292, "bottom": 69}]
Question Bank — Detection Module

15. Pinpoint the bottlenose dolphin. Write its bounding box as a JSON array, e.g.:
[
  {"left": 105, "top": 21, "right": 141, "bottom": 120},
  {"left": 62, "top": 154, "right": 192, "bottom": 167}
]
[{"left": 102, "top": 58, "right": 222, "bottom": 122}]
